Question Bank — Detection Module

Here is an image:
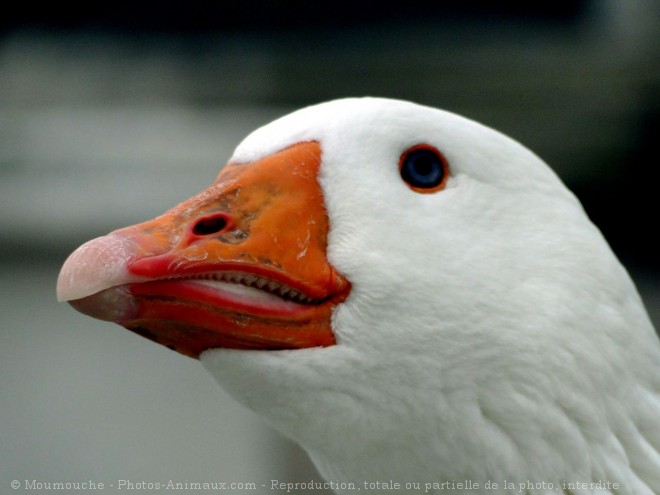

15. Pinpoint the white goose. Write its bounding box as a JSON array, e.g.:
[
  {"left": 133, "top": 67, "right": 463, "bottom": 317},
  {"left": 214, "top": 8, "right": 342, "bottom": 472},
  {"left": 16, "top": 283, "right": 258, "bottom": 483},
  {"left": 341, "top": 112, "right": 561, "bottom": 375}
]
[{"left": 57, "top": 98, "right": 660, "bottom": 494}]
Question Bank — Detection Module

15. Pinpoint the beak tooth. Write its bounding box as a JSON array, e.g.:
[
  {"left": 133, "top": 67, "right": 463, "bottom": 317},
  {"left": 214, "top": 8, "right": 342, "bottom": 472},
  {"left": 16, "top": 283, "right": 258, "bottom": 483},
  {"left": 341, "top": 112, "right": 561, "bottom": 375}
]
[{"left": 266, "top": 281, "right": 280, "bottom": 292}]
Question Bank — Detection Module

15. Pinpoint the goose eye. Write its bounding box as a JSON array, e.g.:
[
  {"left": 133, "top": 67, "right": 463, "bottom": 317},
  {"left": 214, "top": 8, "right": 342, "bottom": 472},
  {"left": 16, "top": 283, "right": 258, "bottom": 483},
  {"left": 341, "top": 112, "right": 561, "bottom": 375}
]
[{"left": 399, "top": 145, "right": 448, "bottom": 193}]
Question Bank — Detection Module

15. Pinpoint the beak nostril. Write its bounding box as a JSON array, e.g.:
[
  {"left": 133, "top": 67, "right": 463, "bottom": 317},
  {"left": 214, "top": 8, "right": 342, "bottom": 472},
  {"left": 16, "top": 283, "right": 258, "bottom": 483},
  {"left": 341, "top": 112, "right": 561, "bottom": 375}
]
[{"left": 192, "top": 215, "right": 229, "bottom": 236}]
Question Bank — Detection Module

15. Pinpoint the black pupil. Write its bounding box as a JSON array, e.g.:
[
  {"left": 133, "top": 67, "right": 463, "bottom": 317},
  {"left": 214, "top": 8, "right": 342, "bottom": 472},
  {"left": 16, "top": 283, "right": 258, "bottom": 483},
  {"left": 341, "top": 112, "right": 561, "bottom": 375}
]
[{"left": 401, "top": 149, "right": 444, "bottom": 189}]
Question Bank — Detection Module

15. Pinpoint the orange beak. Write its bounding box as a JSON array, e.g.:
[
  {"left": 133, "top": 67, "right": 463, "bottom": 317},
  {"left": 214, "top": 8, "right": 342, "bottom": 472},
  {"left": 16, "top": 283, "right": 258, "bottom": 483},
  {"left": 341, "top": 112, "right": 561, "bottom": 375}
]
[{"left": 57, "top": 142, "right": 350, "bottom": 359}]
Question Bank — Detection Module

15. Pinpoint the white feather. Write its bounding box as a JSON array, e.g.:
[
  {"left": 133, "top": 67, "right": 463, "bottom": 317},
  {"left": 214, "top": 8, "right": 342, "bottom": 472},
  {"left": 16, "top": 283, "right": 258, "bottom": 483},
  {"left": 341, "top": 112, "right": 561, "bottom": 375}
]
[{"left": 203, "top": 98, "right": 660, "bottom": 494}]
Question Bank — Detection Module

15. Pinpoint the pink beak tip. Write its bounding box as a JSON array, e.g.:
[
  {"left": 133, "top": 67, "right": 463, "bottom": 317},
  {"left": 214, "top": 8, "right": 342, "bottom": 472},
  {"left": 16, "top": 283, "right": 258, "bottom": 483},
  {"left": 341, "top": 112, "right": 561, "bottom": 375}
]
[{"left": 56, "top": 234, "right": 141, "bottom": 303}]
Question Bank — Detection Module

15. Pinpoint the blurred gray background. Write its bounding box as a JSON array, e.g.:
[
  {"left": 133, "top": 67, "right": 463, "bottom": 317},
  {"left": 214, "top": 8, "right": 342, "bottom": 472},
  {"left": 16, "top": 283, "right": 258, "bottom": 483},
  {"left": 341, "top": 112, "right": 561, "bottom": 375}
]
[{"left": 2, "top": 1, "right": 659, "bottom": 494}]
